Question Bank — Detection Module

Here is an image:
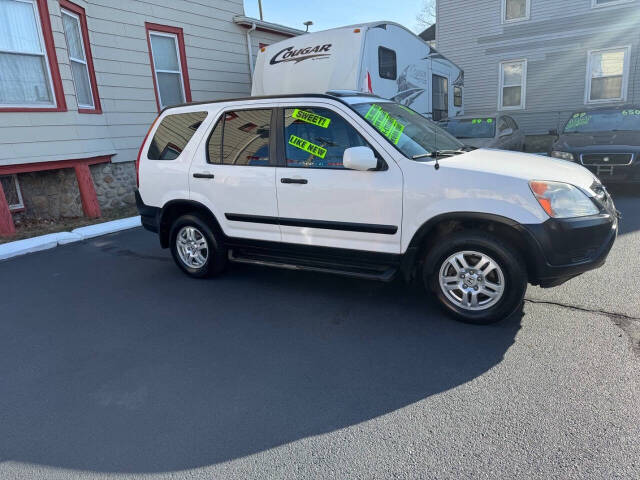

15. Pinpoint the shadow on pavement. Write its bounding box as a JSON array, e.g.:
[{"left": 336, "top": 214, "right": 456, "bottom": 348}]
[{"left": 0, "top": 230, "right": 522, "bottom": 474}]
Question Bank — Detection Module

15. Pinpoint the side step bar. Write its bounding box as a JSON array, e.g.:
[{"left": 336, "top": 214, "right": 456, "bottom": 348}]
[{"left": 228, "top": 249, "right": 397, "bottom": 282}]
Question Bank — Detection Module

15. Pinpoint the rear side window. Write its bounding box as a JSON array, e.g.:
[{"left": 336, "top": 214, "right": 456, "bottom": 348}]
[
  {"left": 207, "top": 109, "right": 272, "bottom": 166},
  {"left": 147, "top": 111, "right": 208, "bottom": 160},
  {"left": 283, "top": 107, "right": 369, "bottom": 169},
  {"left": 378, "top": 47, "right": 397, "bottom": 80}
]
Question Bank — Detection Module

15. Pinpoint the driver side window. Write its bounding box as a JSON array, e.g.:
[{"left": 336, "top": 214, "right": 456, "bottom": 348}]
[{"left": 283, "top": 107, "right": 369, "bottom": 169}]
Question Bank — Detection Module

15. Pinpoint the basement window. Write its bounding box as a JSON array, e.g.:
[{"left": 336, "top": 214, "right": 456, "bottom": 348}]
[{"left": 0, "top": 175, "right": 25, "bottom": 211}]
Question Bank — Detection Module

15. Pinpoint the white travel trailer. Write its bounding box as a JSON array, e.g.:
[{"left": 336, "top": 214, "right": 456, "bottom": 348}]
[{"left": 252, "top": 21, "right": 464, "bottom": 120}]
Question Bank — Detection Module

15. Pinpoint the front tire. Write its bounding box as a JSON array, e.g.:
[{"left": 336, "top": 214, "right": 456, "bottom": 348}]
[
  {"left": 169, "top": 214, "right": 227, "bottom": 278},
  {"left": 423, "top": 231, "right": 527, "bottom": 324}
]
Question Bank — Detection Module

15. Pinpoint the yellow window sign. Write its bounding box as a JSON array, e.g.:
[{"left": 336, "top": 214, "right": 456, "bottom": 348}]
[
  {"left": 292, "top": 109, "right": 331, "bottom": 128},
  {"left": 364, "top": 104, "right": 405, "bottom": 145},
  {"left": 288, "top": 134, "right": 327, "bottom": 159}
]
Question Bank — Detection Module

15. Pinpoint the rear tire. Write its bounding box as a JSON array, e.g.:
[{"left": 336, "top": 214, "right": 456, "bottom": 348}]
[
  {"left": 169, "top": 214, "right": 227, "bottom": 278},
  {"left": 422, "top": 230, "right": 527, "bottom": 324}
]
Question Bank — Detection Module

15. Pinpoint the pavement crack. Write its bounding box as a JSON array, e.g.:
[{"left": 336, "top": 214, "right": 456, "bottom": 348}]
[
  {"left": 524, "top": 298, "right": 640, "bottom": 355},
  {"left": 524, "top": 298, "right": 640, "bottom": 321}
]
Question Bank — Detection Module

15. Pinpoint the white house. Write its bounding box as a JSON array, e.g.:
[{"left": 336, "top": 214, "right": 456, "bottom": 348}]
[{"left": 0, "top": 0, "right": 301, "bottom": 236}]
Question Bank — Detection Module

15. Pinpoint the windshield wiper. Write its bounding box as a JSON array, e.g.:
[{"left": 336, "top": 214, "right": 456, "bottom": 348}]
[{"left": 412, "top": 149, "right": 467, "bottom": 160}]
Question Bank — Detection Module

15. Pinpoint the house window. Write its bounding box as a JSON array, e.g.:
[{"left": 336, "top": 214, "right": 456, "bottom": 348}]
[
  {"left": 502, "top": 0, "right": 530, "bottom": 23},
  {"left": 499, "top": 60, "right": 527, "bottom": 110},
  {"left": 0, "top": 175, "right": 24, "bottom": 211},
  {"left": 60, "top": 1, "right": 100, "bottom": 113},
  {"left": 145, "top": 23, "right": 192, "bottom": 111},
  {"left": 586, "top": 47, "right": 630, "bottom": 103},
  {"left": 591, "top": 0, "right": 634, "bottom": 7},
  {"left": 378, "top": 47, "right": 397, "bottom": 80},
  {"left": 0, "top": 0, "right": 65, "bottom": 110}
]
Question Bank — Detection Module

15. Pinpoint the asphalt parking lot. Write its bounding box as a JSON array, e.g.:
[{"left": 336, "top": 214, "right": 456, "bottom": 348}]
[{"left": 1, "top": 190, "right": 639, "bottom": 480}]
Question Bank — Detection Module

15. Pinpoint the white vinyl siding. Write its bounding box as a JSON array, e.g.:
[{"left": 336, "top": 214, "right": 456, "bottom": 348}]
[
  {"left": 61, "top": 9, "right": 94, "bottom": 109},
  {"left": 585, "top": 47, "right": 630, "bottom": 103},
  {"left": 502, "top": 0, "right": 530, "bottom": 23},
  {"left": 0, "top": 0, "right": 293, "bottom": 169},
  {"left": 0, "top": 0, "right": 55, "bottom": 107},
  {"left": 499, "top": 59, "right": 527, "bottom": 110},
  {"left": 148, "top": 31, "right": 185, "bottom": 109}
]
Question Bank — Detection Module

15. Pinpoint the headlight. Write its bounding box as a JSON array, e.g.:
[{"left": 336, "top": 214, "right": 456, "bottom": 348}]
[
  {"left": 551, "top": 151, "right": 575, "bottom": 161},
  {"left": 529, "top": 181, "right": 599, "bottom": 218}
]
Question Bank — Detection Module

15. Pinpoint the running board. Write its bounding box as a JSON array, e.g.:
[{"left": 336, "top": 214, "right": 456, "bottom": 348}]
[{"left": 228, "top": 249, "right": 397, "bottom": 282}]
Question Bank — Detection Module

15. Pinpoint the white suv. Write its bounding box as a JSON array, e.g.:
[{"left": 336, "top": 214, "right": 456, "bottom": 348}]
[{"left": 136, "top": 93, "right": 618, "bottom": 324}]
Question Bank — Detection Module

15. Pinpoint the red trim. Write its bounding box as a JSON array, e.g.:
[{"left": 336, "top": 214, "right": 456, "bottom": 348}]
[
  {"left": 0, "top": 181, "right": 16, "bottom": 236},
  {"left": 0, "top": 0, "right": 67, "bottom": 113},
  {"left": 0, "top": 155, "right": 111, "bottom": 176},
  {"left": 145, "top": 22, "right": 192, "bottom": 112},
  {"left": 74, "top": 163, "right": 101, "bottom": 218},
  {"left": 60, "top": 0, "right": 102, "bottom": 114}
]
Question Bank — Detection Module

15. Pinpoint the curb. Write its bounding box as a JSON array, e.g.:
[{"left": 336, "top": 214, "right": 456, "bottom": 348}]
[{"left": 0, "top": 216, "right": 141, "bottom": 261}]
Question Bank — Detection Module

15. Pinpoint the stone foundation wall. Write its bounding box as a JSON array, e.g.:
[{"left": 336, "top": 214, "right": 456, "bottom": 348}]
[
  {"left": 15, "top": 169, "right": 83, "bottom": 219},
  {"left": 91, "top": 161, "right": 137, "bottom": 211},
  {"left": 13, "top": 161, "right": 136, "bottom": 220}
]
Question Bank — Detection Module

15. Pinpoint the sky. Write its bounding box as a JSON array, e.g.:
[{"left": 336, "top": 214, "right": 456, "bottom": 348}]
[{"left": 243, "top": 0, "right": 428, "bottom": 34}]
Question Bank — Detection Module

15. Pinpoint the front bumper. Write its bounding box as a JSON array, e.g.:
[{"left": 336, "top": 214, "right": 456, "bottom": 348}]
[
  {"left": 520, "top": 207, "right": 618, "bottom": 288},
  {"left": 582, "top": 162, "right": 640, "bottom": 184}
]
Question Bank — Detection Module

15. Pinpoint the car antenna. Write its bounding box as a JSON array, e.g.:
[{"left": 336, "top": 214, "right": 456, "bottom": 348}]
[{"left": 434, "top": 116, "right": 440, "bottom": 170}]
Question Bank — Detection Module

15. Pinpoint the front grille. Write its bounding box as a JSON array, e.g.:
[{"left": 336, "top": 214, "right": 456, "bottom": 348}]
[{"left": 581, "top": 153, "right": 633, "bottom": 166}]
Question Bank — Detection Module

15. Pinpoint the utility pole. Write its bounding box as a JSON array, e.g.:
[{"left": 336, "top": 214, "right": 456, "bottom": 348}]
[{"left": 258, "top": 0, "right": 263, "bottom": 20}]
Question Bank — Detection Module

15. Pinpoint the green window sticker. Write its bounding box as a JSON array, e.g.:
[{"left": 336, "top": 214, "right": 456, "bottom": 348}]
[
  {"left": 566, "top": 115, "right": 591, "bottom": 129},
  {"left": 622, "top": 109, "right": 640, "bottom": 116},
  {"left": 292, "top": 109, "right": 331, "bottom": 128},
  {"left": 471, "top": 118, "right": 494, "bottom": 124},
  {"left": 364, "top": 104, "right": 405, "bottom": 145},
  {"left": 288, "top": 134, "right": 327, "bottom": 159}
]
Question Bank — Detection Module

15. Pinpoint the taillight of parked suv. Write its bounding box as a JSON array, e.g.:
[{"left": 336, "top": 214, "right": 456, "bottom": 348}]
[{"left": 136, "top": 116, "right": 160, "bottom": 187}]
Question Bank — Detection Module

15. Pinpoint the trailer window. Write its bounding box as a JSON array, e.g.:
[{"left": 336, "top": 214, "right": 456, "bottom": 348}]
[
  {"left": 454, "top": 86, "right": 463, "bottom": 107},
  {"left": 378, "top": 47, "right": 397, "bottom": 80}
]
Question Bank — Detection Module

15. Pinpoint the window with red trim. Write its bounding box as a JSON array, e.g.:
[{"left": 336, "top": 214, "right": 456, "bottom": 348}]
[
  {"left": 60, "top": 0, "right": 101, "bottom": 113},
  {"left": 0, "top": 0, "right": 66, "bottom": 112},
  {"left": 145, "top": 23, "right": 192, "bottom": 111}
]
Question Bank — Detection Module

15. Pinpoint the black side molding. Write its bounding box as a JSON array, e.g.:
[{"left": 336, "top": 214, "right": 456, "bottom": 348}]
[{"left": 225, "top": 213, "right": 398, "bottom": 235}]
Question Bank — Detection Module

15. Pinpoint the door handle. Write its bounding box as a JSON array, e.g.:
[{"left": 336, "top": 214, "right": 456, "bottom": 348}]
[
  {"left": 193, "top": 173, "right": 215, "bottom": 179},
  {"left": 281, "top": 178, "right": 308, "bottom": 184}
]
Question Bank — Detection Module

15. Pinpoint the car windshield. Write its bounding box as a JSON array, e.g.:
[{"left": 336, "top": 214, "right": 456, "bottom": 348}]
[
  {"left": 563, "top": 108, "right": 640, "bottom": 133},
  {"left": 351, "top": 102, "right": 463, "bottom": 159},
  {"left": 439, "top": 118, "right": 496, "bottom": 139}
]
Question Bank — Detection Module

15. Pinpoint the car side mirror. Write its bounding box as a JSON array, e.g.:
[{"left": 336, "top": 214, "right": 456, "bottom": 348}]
[
  {"left": 498, "top": 128, "right": 513, "bottom": 138},
  {"left": 343, "top": 147, "right": 378, "bottom": 171},
  {"left": 548, "top": 129, "right": 558, "bottom": 136}
]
